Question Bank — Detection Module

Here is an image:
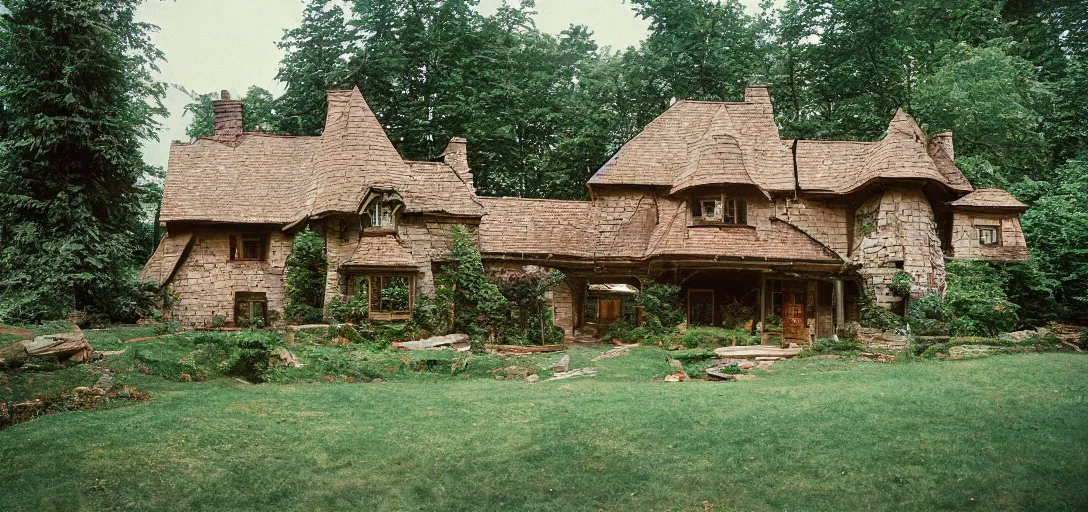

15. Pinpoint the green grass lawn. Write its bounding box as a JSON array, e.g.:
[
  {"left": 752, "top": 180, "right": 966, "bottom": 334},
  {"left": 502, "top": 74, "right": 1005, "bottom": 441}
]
[{"left": 1, "top": 328, "right": 1087, "bottom": 511}]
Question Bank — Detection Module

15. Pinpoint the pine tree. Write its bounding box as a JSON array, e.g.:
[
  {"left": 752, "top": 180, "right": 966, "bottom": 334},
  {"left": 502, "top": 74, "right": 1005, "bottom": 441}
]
[
  {"left": 276, "top": 0, "right": 354, "bottom": 136},
  {"left": 0, "top": 0, "right": 166, "bottom": 323}
]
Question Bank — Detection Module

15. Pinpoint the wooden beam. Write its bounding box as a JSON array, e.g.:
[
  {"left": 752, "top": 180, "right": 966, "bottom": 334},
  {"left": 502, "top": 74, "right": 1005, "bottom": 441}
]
[{"left": 834, "top": 278, "right": 845, "bottom": 334}]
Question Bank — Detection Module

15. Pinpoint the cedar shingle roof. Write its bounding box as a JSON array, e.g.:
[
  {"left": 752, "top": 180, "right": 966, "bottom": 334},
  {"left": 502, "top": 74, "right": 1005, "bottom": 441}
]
[
  {"left": 477, "top": 196, "right": 842, "bottom": 264},
  {"left": 139, "top": 232, "right": 193, "bottom": 285},
  {"left": 160, "top": 87, "right": 480, "bottom": 225},
  {"left": 950, "top": 188, "right": 1027, "bottom": 211},
  {"left": 343, "top": 235, "right": 417, "bottom": 268},
  {"left": 478, "top": 197, "right": 596, "bottom": 258},
  {"left": 792, "top": 109, "right": 973, "bottom": 195},
  {"left": 589, "top": 95, "right": 795, "bottom": 194}
]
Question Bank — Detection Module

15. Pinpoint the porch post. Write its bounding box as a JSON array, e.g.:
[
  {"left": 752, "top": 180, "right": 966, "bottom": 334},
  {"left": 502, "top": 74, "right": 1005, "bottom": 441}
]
[
  {"left": 759, "top": 273, "right": 767, "bottom": 331},
  {"left": 834, "top": 279, "right": 845, "bottom": 334}
]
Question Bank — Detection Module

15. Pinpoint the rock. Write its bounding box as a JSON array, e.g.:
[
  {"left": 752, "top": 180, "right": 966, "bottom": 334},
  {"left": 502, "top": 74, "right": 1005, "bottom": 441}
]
[
  {"left": 525, "top": 374, "right": 539, "bottom": 383},
  {"left": 94, "top": 372, "right": 115, "bottom": 393},
  {"left": 1001, "top": 328, "right": 1047, "bottom": 342},
  {"left": 554, "top": 354, "right": 570, "bottom": 372},
  {"left": 547, "top": 368, "right": 597, "bottom": 381},
  {"left": 179, "top": 374, "right": 192, "bottom": 382},
  {"left": 591, "top": 345, "right": 633, "bottom": 361},
  {"left": 72, "top": 386, "right": 102, "bottom": 396},
  {"left": 275, "top": 347, "right": 300, "bottom": 367},
  {"left": 400, "top": 333, "right": 471, "bottom": 351}
]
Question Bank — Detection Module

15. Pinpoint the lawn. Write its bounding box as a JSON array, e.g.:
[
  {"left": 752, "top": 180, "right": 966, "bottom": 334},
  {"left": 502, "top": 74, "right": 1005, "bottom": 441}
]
[{"left": 1, "top": 329, "right": 1087, "bottom": 511}]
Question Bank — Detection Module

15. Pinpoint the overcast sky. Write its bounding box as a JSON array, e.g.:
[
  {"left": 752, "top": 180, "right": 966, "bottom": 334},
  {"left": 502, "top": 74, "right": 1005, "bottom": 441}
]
[{"left": 135, "top": 0, "right": 764, "bottom": 170}]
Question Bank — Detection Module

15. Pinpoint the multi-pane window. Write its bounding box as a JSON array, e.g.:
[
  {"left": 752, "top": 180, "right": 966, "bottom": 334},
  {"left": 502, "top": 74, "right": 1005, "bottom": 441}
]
[
  {"left": 346, "top": 274, "right": 414, "bottom": 320},
  {"left": 230, "top": 234, "right": 268, "bottom": 261},
  {"left": 364, "top": 201, "right": 396, "bottom": 230},
  {"left": 233, "top": 292, "right": 267, "bottom": 328},
  {"left": 978, "top": 226, "right": 1000, "bottom": 246},
  {"left": 693, "top": 194, "right": 747, "bottom": 225}
]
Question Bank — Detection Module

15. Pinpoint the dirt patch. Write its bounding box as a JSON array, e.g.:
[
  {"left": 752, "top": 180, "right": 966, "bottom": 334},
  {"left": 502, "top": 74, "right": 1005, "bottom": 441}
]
[
  {"left": 1, "top": 386, "right": 150, "bottom": 430},
  {"left": 0, "top": 327, "right": 33, "bottom": 338}
]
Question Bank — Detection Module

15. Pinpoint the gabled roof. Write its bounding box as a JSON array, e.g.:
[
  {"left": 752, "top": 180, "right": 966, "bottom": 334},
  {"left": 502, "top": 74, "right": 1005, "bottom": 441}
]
[
  {"left": 588, "top": 89, "right": 795, "bottom": 194},
  {"left": 160, "top": 87, "right": 481, "bottom": 225},
  {"left": 951, "top": 188, "right": 1027, "bottom": 211},
  {"left": 793, "top": 109, "right": 973, "bottom": 195}
]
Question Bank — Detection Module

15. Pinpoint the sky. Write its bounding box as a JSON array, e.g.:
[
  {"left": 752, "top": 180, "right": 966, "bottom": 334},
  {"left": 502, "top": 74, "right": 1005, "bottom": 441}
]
[{"left": 135, "top": 0, "right": 764, "bottom": 170}]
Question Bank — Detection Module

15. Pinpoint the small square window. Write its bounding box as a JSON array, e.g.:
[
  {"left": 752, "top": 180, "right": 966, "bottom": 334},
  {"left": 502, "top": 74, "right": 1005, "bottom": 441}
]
[
  {"left": 978, "top": 227, "right": 1000, "bottom": 246},
  {"left": 230, "top": 234, "right": 268, "bottom": 261},
  {"left": 701, "top": 199, "right": 722, "bottom": 221}
]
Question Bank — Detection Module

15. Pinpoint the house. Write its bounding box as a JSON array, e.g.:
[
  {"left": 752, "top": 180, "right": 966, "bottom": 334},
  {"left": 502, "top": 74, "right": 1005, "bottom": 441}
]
[{"left": 142, "top": 85, "right": 1029, "bottom": 341}]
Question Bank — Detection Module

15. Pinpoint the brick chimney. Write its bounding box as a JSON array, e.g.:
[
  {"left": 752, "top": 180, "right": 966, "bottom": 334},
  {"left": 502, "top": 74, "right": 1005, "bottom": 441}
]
[
  {"left": 932, "top": 132, "right": 954, "bottom": 161},
  {"left": 213, "top": 90, "right": 243, "bottom": 139},
  {"left": 441, "top": 137, "right": 473, "bottom": 189},
  {"left": 744, "top": 83, "right": 771, "bottom": 104}
]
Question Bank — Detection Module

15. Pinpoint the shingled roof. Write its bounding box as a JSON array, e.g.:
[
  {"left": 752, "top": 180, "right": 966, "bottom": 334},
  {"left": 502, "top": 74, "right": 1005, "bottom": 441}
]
[
  {"left": 792, "top": 109, "right": 972, "bottom": 195},
  {"left": 589, "top": 86, "right": 795, "bottom": 194},
  {"left": 950, "top": 188, "right": 1027, "bottom": 211},
  {"left": 342, "top": 235, "right": 417, "bottom": 268},
  {"left": 160, "top": 87, "right": 481, "bottom": 225},
  {"left": 139, "top": 232, "right": 193, "bottom": 285},
  {"left": 477, "top": 196, "right": 842, "bottom": 265}
]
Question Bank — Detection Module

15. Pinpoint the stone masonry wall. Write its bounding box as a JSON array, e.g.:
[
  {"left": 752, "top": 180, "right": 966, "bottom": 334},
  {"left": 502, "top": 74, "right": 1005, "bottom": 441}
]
[
  {"left": 851, "top": 187, "right": 945, "bottom": 308},
  {"left": 951, "top": 212, "right": 1029, "bottom": 260},
  {"left": 167, "top": 228, "right": 291, "bottom": 326}
]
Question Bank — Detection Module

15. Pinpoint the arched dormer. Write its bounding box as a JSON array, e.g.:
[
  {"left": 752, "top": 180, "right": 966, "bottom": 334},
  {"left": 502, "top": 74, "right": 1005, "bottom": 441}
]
[{"left": 360, "top": 189, "right": 404, "bottom": 233}]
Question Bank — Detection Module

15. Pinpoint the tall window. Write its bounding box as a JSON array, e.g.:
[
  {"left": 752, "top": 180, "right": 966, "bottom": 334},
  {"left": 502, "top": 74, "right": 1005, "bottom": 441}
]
[
  {"left": 346, "top": 274, "right": 414, "bottom": 320},
  {"left": 693, "top": 194, "right": 747, "bottom": 225},
  {"left": 978, "top": 226, "right": 1000, "bottom": 246}
]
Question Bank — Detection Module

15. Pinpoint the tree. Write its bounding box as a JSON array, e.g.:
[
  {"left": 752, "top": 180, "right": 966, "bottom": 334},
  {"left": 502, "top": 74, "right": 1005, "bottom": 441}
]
[
  {"left": 0, "top": 0, "right": 166, "bottom": 323},
  {"left": 913, "top": 44, "right": 1049, "bottom": 181},
  {"left": 183, "top": 86, "right": 278, "bottom": 139},
  {"left": 275, "top": 0, "right": 353, "bottom": 136},
  {"left": 283, "top": 229, "right": 327, "bottom": 324}
]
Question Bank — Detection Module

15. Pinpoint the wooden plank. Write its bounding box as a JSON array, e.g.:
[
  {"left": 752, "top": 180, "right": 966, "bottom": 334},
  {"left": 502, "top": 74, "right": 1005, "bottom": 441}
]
[{"left": 713, "top": 345, "right": 803, "bottom": 358}]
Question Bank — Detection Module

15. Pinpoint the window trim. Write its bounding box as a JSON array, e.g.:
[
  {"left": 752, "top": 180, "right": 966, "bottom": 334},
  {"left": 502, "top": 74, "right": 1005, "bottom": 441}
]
[{"left": 346, "top": 273, "right": 415, "bottom": 321}]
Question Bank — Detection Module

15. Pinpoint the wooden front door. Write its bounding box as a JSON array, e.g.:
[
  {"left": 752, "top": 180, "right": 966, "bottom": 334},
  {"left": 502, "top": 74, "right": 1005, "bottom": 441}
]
[
  {"left": 598, "top": 298, "right": 622, "bottom": 324},
  {"left": 782, "top": 292, "right": 806, "bottom": 340}
]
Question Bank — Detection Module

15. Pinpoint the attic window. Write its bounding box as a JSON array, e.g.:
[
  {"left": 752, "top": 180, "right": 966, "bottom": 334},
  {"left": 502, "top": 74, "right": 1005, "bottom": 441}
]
[
  {"left": 230, "top": 234, "right": 268, "bottom": 261},
  {"left": 978, "top": 226, "right": 1000, "bottom": 246},
  {"left": 693, "top": 194, "right": 747, "bottom": 225}
]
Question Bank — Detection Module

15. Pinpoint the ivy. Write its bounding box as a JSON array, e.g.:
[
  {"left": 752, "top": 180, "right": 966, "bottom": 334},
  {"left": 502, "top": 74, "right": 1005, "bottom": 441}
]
[{"left": 283, "top": 229, "right": 327, "bottom": 324}]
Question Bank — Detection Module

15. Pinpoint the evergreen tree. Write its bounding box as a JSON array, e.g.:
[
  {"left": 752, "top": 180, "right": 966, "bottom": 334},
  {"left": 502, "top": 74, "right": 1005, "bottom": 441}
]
[
  {"left": 0, "top": 0, "right": 167, "bottom": 323},
  {"left": 276, "top": 0, "right": 354, "bottom": 136}
]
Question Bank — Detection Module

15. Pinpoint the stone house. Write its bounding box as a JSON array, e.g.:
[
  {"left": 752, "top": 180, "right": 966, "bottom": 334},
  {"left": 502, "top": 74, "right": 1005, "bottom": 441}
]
[{"left": 142, "top": 85, "right": 1029, "bottom": 341}]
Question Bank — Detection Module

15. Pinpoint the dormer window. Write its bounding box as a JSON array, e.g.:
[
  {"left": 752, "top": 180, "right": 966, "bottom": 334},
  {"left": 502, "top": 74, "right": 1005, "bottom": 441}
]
[
  {"left": 361, "top": 190, "right": 403, "bottom": 232},
  {"left": 693, "top": 193, "right": 747, "bottom": 225},
  {"left": 365, "top": 201, "right": 395, "bottom": 230}
]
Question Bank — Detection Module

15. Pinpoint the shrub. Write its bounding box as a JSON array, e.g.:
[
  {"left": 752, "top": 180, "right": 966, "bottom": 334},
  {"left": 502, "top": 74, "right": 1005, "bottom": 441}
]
[
  {"left": 763, "top": 313, "right": 783, "bottom": 331},
  {"left": 637, "top": 284, "right": 685, "bottom": 328},
  {"left": 283, "top": 229, "right": 328, "bottom": 324},
  {"left": 801, "top": 337, "right": 863, "bottom": 357},
  {"left": 944, "top": 260, "right": 1019, "bottom": 336},
  {"left": 859, "top": 287, "right": 904, "bottom": 330},
  {"left": 327, "top": 295, "right": 368, "bottom": 324},
  {"left": 444, "top": 226, "right": 509, "bottom": 336},
  {"left": 890, "top": 271, "right": 913, "bottom": 298},
  {"left": 907, "top": 293, "right": 951, "bottom": 335},
  {"left": 719, "top": 300, "right": 754, "bottom": 330},
  {"left": 190, "top": 331, "right": 284, "bottom": 382}
]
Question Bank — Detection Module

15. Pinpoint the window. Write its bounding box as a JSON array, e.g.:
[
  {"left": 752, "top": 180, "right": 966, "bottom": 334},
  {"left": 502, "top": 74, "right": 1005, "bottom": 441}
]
[
  {"left": 346, "top": 274, "right": 414, "bottom": 320},
  {"left": 364, "top": 201, "right": 396, "bottom": 230},
  {"left": 693, "top": 194, "right": 747, "bottom": 225},
  {"left": 233, "top": 292, "right": 267, "bottom": 328},
  {"left": 230, "top": 234, "right": 268, "bottom": 261},
  {"left": 978, "top": 226, "right": 1000, "bottom": 246}
]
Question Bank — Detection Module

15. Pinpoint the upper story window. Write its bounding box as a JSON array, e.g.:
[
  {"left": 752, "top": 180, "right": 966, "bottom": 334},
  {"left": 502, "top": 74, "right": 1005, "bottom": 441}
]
[
  {"left": 230, "top": 234, "right": 268, "bottom": 261},
  {"left": 361, "top": 190, "right": 403, "bottom": 232},
  {"left": 693, "top": 193, "right": 747, "bottom": 225},
  {"left": 978, "top": 226, "right": 1000, "bottom": 246}
]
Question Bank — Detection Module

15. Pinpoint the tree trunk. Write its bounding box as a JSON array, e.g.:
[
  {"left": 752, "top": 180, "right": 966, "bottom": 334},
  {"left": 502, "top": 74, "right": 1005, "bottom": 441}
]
[{"left": 0, "top": 326, "right": 93, "bottom": 369}]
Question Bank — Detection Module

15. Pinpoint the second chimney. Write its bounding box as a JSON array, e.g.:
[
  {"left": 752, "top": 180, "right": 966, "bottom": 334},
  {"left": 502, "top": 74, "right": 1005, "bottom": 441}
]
[
  {"left": 441, "top": 137, "right": 473, "bottom": 189},
  {"left": 213, "top": 90, "right": 243, "bottom": 139},
  {"left": 932, "top": 132, "right": 954, "bottom": 161}
]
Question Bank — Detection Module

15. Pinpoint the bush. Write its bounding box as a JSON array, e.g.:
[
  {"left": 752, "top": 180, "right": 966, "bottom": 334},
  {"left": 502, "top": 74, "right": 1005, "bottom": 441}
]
[
  {"left": 890, "top": 271, "right": 913, "bottom": 298},
  {"left": 444, "top": 226, "right": 509, "bottom": 335},
  {"left": 763, "top": 313, "right": 783, "bottom": 331},
  {"left": 327, "top": 295, "right": 368, "bottom": 324},
  {"left": 907, "top": 293, "right": 951, "bottom": 335},
  {"left": 944, "top": 260, "right": 1019, "bottom": 336},
  {"left": 637, "top": 284, "right": 685, "bottom": 328},
  {"left": 283, "top": 229, "right": 328, "bottom": 324},
  {"left": 718, "top": 300, "right": 754, "bottom": 330},
  {"left": 190, "top": 331, "right": 285, "bottom": 382},
  {"left": 801, "top": 337, "right": 863, "bottom": 357}
]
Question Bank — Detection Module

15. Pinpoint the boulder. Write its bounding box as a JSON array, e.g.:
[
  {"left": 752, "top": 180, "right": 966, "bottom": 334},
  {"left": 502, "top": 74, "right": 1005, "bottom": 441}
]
[{"left": 400, "top": 334, "right": 470, "bottom": 351}]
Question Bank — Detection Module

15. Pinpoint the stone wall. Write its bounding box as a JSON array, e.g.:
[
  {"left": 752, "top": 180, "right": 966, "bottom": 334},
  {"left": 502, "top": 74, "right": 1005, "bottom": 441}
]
[
  {"left": 950, "top": 212, "right": 1029, "bottom": 260},
  {"left": 166, "top": 228, "right": 291, "bottom": 326},
  {"left": 778, "top": 198, "right": 850, "bottom": 257},
  {"left": 851, "top": 187, "right": 945, "bottom": 308}
]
